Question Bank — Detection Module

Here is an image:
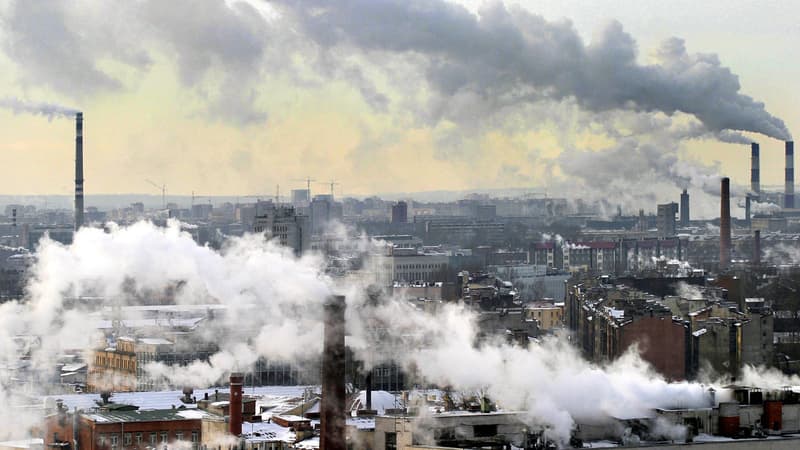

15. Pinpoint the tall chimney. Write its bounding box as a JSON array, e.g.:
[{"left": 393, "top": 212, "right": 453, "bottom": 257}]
[
  {"left": 680, "top": 189, "right": 690, "bottom": 227},
  {"left": 75, "top": 112, "right": 84, "bottom": 231},
  {"left": 720, "top": 177, "right": 732, "bottom": 271},
  {"left": 786, "top": 141, "right": 795, "bottom": 209},
  {"left": 745, "top": 194, "right": 751, "bottom": 228},
  {"left": 229, "top": 372, "right": 243, "bottom": 436},
  {"left": 751, "top": 142, "right": 760, "bottom": 198},
  {"left": 321, "top": 295, "right": 346, "bottom": 450},
  {"left": 12, "top": 208, "right": 16, "bottom": 228},
  {"left": 753, "top": 230, "right": 761, "bottom": 266}
]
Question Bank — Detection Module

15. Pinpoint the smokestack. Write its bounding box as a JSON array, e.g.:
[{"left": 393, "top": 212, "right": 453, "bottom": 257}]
[
  {"left": 753, "top": 230, "right": 761, "bottom": 266},
  {"left": 321, "top": 295, "right": 346, "bottom": 450},
  {"left": 229, "top": 372, "right": 243, "bottom": 436},
  {"left": 751, "top": 142, "right": 760, "bottom": 198},
  {"left": 745, "top": 194, "right": 751, "bottom": 228},
  {"left": 12, "top": 208, "right": 16, "bottom": 228},
  {"left": 720, "top": 177, "right": 732, "bottom": 271},
  {"left": 786, "top": 141, "right": 795, "bottom": 209},
  {"left": 365, "top": 372, "right": 373, "bottom": 411},
  {"left": 75, "top": 112, "right": 84, "bottom": 231},
  {"left": 680, "top": 189, "right": 689, "bottom": 227}
]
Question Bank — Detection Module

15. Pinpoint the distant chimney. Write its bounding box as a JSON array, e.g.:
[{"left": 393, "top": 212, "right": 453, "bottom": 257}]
[
  {"left": 680, "top": 189, "right": 690, "bottom": 227},
  {"left": 745, "top": 194, "right": 751, "bottom": 227},
  {"left": 229, "top": 373, "right": 243, "bottom": 436},
  {"left": 753, "top": 230, "right": 761, "bottom": 266},
  {"left": 12, "top": 208, "right": 16, "bottom": 228},
  {"left": 720, "top": 177, "right": 732, "bottom": 271},
  {"left": 786, "top": 141, "right": 795, "bottom": 209},
  {"left": 75, "top": 112, "right": 84, "bottom": 231},
  {"left": 321, "top": 295, "right": 346, "bottom": 450},
  {"left": 751, "top": 142, "right": 760, "bottom": 198}
]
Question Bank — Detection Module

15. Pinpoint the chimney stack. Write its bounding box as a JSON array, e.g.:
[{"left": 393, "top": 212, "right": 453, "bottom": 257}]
[
  {"left": 229, "top": 373, "right": 243, "bottom": 436},
  {"left": 12, "top": 208, "right": 16, "bottom": 228},
  {"left": 321, "top": 295, "right": 346, "bottom": 450},
  {"left": 75, "top": 112, "right": 84, "bottom": 231},
  {"left": 753, "top": 230, "right": 761, "bottom": 266},
  {"left": 680, "top": 189, "right": 690, "bottom": 227},
  {"left": 786, "top": 141, "right": 795, "bottom": 209},
  {"left": 751, "top": 143, "right": 760, "bottom": 198},
  {"left": 720, "top": 177, "right": 732, "bottom": 271},
  {"left": 745, "top": 194, "right": 751, "bottom": 228}
]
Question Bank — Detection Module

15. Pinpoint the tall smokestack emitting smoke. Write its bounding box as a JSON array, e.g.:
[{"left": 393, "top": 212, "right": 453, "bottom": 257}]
[
  {"left": 321, "top": 295, "right": 346, "bottom": 450},
  {"left": 786, "top": 141, "right": 795, "bottom": 209},
  {"left": 75, "top": 112, "right": 84, "bottom": 231},
  {"left": 720, "top": 177, "right": 732, "bottom": 271},
  {"left": 751, "top": 142, "right": 760, "bottom": 198}
]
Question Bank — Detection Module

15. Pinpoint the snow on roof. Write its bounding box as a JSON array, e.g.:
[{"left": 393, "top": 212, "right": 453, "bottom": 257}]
[
  {"left": 138, "top": 338, "right": 173, "bottom": 345},
  {"left": 350, "top": 390, "right": 404, "bottom": 415},
  {"left": 242, "top": 421, "right": 295, "bottom": 443},
  {"left": 45, "top": 386, "right": 309, "bottom": 412},
  {"left": 347, "top": 417, "right": 375, "bottom": 430},
  {"left": 293, "top": 436, "right": 319, "bottom": 449}
]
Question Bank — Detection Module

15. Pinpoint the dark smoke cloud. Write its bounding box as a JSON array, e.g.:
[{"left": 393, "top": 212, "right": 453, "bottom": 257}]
[{"left": 271, "top": 0, "right": 791, "bottom": 140}]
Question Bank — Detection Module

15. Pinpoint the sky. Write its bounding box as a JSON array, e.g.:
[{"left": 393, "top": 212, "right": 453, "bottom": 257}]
[{"left": 0, "top": 0, "right": 797, "bottom": 215}]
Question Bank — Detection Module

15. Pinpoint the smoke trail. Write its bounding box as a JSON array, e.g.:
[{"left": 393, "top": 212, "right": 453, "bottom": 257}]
[
  {"left": 271, "top": 0, "right": 791, "bottom": 141},
  {"left": 0, "top": 97, "right": 79, "bottom": 120}
]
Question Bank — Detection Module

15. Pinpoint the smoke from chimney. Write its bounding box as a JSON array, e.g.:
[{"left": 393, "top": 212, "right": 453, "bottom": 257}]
[
  {"left": 75, "top": 112, "right": 84, "bottom": 231},
  {"left": 720, "top": 177, "right": 732, "bottom": 271},
  {"left": 321, "top": 295, "right": 346, "bottom": 450},
  {"left": 751, "top": 142, "right": 760, "bottom": 198},
  {"left": 229, "top": 373, "right": 243, "bottom": 436},
  {"left": 786, "top": 141, "right": 795, "bottom": 209}
]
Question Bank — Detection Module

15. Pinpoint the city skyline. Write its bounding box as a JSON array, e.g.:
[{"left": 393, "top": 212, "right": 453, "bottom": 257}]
[{"left": 0, "top": 0, "right": 797, "bottom": 216}]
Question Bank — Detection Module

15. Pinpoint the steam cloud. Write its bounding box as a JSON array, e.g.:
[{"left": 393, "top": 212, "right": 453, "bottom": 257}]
[{"left": 0, "top": 97, "right": 79, "bottom": 120}]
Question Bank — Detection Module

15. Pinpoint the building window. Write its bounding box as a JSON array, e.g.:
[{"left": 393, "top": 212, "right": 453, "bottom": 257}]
[
  {"left": 385, "top": 432, "right": 396, "bottom": 450},
  {"left": 473, "top": 424, "right": 498, "bottom": 437},
  {"left": 124, "top": 433, "right": 132, "bottom": 445},
  {"left": 191, "top": 431, "right": 199, "bottom": 450},
  {"left": 175, "top": 432, "right": 183, "bottom": 441},
  {"left": 160, "top": 432, "right": 168, "bottom": 444},
  {"left": 135, "top": 433, "right": 142, "bottom": 445},
  {"left": 150, "top": 433, "right": 157, "bottom": 445},
  {"left": 110, "top": 434, "right": 119, "bottom": 448},
  {"left": 98, "top": 435, "right": 106, "bottom": 447}
]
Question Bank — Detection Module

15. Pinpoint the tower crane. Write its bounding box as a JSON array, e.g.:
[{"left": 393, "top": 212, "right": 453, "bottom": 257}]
[{"left": 145, "top": 179, "right": 166, "bottom": 209}]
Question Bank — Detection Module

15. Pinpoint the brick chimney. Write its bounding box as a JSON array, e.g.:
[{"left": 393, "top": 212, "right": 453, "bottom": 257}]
[
  {"left": 321, "top": 295, "right": 346, "bottom": 450},
  {"left": 229, "top": 373, "right": 244, "bottom": 436}
]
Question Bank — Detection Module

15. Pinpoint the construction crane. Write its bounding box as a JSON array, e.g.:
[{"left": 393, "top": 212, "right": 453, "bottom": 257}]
[
  {"left": 292, "top": 176, "right": 316, "bottom": 198},
  {"left": 145, "top": 179, "right": 167, "bottom": 209},
  {"left": 318, "top": 180, "right": 340, "bottom": 198}
]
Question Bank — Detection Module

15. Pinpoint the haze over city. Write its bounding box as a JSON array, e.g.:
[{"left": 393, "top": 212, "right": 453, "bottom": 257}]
[{"left": 2, "top": 1, "right": 800, "bottom": 450}]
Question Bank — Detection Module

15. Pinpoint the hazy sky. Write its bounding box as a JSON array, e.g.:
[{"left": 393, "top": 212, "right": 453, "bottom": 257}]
[{"left": 0, "top": 0, "right": 797, "bottom": 212}]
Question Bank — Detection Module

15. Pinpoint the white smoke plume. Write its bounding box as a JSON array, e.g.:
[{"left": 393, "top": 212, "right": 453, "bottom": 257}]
[
  {"left": 0, "top": 97, "right": 79, "bottom": 120},
  {"left": 271, "top": 0, "right": 791, "bottom": 141},
  {"left": 763, "top": 243, "right": 800, "bottom": 266}
]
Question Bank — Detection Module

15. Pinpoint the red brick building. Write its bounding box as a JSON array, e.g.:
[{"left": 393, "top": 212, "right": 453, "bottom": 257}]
[{"left": 45, "top": 404, "right": 203, "bottom": 450}]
